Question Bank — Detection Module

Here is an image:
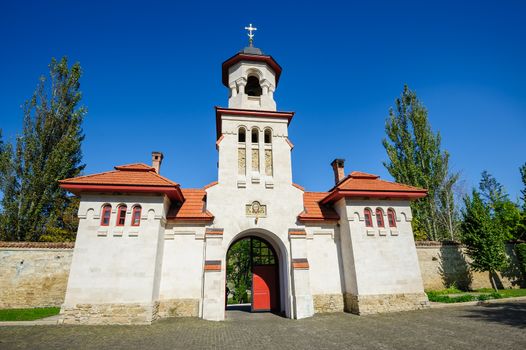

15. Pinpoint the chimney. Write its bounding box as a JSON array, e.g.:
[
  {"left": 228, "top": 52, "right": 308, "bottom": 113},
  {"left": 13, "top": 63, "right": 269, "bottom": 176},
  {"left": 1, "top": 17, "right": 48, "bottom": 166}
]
[
  {"left": 152, "top": 151, "right": 164, "bottom": 174},
  {"left": 331, "top": 159, "right": 345, "bottom": 184}
]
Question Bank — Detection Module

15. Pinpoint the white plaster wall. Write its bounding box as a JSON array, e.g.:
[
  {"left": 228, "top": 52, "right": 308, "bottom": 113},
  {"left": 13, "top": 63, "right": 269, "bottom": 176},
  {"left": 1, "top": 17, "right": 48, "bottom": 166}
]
[
  {"left": 63, "top": 194, "right": 167, "bottom": 307},
  {"left": 340, "top": 199, "right": 425, "bottom": 296},
  {"left": 305, "top": 225, "right": 344, "bottom": 295},
  {"left": 159, "top": 226, "right": 206, "bottom": 300},
  {"left": 334, "top": 199, "right": 359, "bottom": 296}
]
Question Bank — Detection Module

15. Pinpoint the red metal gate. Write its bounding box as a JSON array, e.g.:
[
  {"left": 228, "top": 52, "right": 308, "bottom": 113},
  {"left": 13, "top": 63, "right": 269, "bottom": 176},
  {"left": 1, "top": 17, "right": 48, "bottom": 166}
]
[{"left": 252, "top": 264, "right": 278, "bottom": 311}]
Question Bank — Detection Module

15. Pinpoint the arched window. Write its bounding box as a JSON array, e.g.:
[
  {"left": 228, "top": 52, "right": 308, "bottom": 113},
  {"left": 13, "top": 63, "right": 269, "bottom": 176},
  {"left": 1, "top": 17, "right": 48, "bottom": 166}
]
[
  {"left": 245, "top": 76, "right": 262, "bottom": 96},
  {"left": 131, "top": 205, "right": 142, "bottom": 226},
  {"left": 238, "top": 128, "right": 246, "bottom": 143},
  {"left": 376, "top": 208, "right": 385, "bottom": 228},
  {"left": 117, "top": 205, "right": 127, "bottom": 226},
  {"left": 387, "top": 208, "right": 396, "bottom": 228},
  {"left": 364, "top": 208, "right": 373, "bottom": 227},
  {"left": 264, "top": 129, "right": 272, "bottom": 144},
  {"left": 251, "top": 128, "right": 259, "bottom": 143},
  {"left": 101, "top": 204, "right": 112, "bottom": 226}
]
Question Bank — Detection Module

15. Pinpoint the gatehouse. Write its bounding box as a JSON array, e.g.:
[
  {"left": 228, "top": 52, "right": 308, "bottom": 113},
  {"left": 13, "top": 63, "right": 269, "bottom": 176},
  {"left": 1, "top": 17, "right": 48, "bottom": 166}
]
[{"left": 58, "top": 27, "right": 429, "bottom": 324}]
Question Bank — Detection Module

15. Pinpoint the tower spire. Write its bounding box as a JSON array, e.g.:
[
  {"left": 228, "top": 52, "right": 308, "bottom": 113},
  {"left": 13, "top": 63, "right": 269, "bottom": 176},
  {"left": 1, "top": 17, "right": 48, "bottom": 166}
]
[{"left": 244, "top": 23, "right": 257, "bottom": 47}]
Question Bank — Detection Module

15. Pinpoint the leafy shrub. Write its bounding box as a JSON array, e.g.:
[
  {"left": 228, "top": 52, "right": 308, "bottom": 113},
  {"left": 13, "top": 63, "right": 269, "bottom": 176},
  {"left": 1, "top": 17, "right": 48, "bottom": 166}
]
[{"left": 426, "top": 291, "right": 477, "bottom": 303}]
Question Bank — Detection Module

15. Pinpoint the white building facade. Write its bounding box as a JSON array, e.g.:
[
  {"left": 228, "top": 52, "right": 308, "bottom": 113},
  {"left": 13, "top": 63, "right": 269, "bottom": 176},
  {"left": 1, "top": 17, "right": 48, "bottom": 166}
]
[{"left": 59, "top": 42, "right": 429, "bottom": 325}]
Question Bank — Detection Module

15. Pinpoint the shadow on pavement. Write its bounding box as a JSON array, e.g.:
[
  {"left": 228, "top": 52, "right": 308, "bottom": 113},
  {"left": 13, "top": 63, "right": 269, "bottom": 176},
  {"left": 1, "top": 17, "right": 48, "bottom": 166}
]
[{"left": 462, "top": 302, "right": 526, "bottom": 329}]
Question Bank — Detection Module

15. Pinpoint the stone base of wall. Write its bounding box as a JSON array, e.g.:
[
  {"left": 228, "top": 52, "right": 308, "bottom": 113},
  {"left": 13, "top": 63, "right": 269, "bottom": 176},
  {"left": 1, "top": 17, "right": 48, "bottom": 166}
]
[
  {"left": 62, "top": 302, "right": 158, "bottom": 325},
  {"left": 158, "top": 298, "right": 199, "bottom": 318},
  {"left": 344, "top": 293, "right": 429, "bottom": 315},
  {"left": 313, "top": 294, "right": 344, "bottom": 313}
]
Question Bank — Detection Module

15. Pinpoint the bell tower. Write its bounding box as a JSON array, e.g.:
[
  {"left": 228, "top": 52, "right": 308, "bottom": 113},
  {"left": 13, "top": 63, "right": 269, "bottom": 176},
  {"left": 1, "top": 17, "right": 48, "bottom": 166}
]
[
  {"left": 222, "top": 24, "right": 281, "bottom": 111},
  {"left": 215, "top": 25, "right": 294, "bottom": 189}
]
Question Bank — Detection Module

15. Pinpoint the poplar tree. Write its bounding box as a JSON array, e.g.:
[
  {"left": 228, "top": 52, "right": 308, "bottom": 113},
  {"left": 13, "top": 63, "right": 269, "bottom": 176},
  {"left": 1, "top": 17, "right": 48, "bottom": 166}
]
[
  {"left": 461, "top": 190, "right": 509, "bottom": 291},
  {"left": 478, "top": 171, "right": 521, "bottom": 240},
  {"left": 0, "top": 57, "right": 86, "bottom": 242},
  {"left": 383, "top": 85, "right": 459, "bottom": 241}
]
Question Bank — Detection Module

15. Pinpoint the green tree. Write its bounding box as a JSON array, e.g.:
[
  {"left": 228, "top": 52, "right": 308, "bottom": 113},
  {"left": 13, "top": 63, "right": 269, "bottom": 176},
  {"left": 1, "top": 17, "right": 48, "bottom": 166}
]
[
  {"left": 521, "top": 163, "right": 526, "bottom": 208},
  {"left": 461, "top": 190, "right": 509, "bottom": 291},
  {"left": 226, "top": 239, "right": 252, "bottom": 303},
  {"left": 518, "top": 163, "right": 526, "bottom": 240},
  {"left": 0, "top": 57, "right": 86, "bottom": 242},
  {"left": 383, "top": 85, "right": 460, "bottom": 241},
  {"left": 479, "top": 171, "right": 521, "bottom": 240}
]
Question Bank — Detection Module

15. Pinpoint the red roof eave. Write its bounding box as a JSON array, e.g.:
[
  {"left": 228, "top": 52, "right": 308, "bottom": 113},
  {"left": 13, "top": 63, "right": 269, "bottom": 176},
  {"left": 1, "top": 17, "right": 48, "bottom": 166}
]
[
  {"left": 222, "top": 53, "right": 282, "bottom": 87},
  {"left": 59, "top": 183, "right": 185, "bottom": 202},
  {"left": 321, "top": 189, "right": 427, "bottom": 204}
]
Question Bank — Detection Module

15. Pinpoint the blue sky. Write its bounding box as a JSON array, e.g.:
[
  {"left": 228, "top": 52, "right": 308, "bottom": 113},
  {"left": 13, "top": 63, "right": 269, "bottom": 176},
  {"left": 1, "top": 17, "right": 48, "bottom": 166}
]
[{"left": 1, "top": 0, "right": 525, "bottom": 199}]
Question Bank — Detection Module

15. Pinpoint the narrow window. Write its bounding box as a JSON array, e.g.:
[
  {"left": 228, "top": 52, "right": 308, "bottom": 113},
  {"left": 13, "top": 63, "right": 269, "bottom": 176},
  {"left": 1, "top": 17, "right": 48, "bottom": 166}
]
[
  {"left": 387, "top": 208, "right": 396, "bottom": 228},
  {"left": 117, "top": 205, "right": 127, "bottom": 226},
  {"left": 101, "top": 205, "right": 112, "bottom": 226},
  {"left": 131, "top": 205, "right": 142, "bottom": 226},
  {"left": 251, "top": 128, "right": 259, "bottom": 143},
  {"left": 364, "top": 208, "right": 373, "bottom": 227},
  {"left": 264, "top": 129, "right": 272, "bottom": 144},
  {"left": 376, "top": 208, "right": 385, "bottom": 228},
  {"left": 238, "top": 128, "right": 246, "bottom": 143}
]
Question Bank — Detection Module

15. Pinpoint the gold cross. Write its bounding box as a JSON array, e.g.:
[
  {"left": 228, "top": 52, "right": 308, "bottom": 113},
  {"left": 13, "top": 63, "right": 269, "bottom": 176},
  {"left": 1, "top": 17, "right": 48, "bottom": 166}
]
[{"left": 244, "top": 23, "right": 257, "bottom": 46}]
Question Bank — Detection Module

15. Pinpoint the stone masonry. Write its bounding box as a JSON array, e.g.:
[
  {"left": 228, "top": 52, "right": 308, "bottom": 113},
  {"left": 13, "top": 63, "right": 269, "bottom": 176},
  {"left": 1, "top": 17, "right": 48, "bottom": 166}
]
[
  {"left": 312, "top": 294, "right": 344, "bottom": 313},
  {"left": 0, "top": 242, "right": 73, "bottom": 309},
  {"left": 344, "top": 293, "right": 429, "bottom": 315}
]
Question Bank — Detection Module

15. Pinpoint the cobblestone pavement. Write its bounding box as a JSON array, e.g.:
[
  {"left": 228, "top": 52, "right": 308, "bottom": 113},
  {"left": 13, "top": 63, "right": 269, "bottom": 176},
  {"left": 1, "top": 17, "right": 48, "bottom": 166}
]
[{"left": 0, "top": 301, "right": 525, "bottom": 350}]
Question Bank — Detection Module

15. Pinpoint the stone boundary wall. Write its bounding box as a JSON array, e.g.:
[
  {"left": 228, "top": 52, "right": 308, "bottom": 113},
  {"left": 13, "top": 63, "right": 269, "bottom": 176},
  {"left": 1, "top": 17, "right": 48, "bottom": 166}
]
[
  {"left": 416, "top": 241, "right": 524, "bottom": 290},
  {"left": 1, "top": 241, "right": 524, "bottom": 311},
  {"left": 0, "top": 242, "right": 74, "bottom": 309}
]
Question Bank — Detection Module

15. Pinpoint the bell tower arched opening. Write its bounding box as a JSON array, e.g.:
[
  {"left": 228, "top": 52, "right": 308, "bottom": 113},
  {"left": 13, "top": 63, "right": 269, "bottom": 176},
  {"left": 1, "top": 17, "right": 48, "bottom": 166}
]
[{"left": 245, "top": 76, "right": 263, "bottom": 97}]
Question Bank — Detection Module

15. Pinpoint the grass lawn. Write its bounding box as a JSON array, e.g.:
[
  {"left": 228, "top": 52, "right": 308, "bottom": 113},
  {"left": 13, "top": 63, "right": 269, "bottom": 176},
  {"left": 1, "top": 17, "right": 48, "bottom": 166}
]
[
  {"left": 426, "top": 287, "right": 526, "bottom": 303},
  {"left": 0, "top": 307, "right": 60, "bottom": 321}
]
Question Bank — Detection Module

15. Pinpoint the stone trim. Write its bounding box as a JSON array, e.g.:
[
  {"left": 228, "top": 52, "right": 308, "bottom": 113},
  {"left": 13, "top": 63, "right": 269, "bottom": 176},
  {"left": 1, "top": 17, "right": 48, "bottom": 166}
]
[
  {"left": 288, "top": 229, "right": 306, "bottom": 238},
  {"left": 0, "top": 241, "right": 74, "bottom": 249},
  {"left": 292, "top": 258, "right": 309, "bottom": 269},
  {"left": 344, "top": 292, "right": 429, "bottom": 315},
  {"left": 205, "top": 228, "right": 224, "bottom": 236},
  {"left": 204, "top": 260, "right": 222, "bottom": 271},
  {"left": 415, "top": 240, "right": 460, "bottom": 247},
  {"left": 415, "top": 240, "right": 523, "bottom": 247}
]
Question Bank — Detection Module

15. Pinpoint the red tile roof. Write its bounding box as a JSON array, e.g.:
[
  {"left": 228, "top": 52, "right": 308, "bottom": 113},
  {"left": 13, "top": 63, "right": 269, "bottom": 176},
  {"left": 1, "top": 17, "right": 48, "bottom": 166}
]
[
  {"left": 59, "top": 163, "right": 184, "bottom": 201},
  {"left": 321, "top": 171, "right": 427, "bottom": 204},
  {"left": 298, "top": 192, "right": 340, "bottom": 223},
  {"left": 60, "top": 163, "right": 178, "bottom": 187},
  {"left": 166, "top": 189, "right": 214, "bottom": 222}
]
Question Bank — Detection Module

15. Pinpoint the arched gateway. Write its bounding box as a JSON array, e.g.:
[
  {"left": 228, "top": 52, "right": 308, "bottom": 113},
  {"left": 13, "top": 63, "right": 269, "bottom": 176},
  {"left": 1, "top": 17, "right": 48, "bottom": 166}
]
[
  {"left": 202, "top": 229, "right": 294, "bottom": 321},
  {"left": 58, "top": 27, "right": 428, "bottom": 325},
  {"left": 225, "top": 232, "right": 286, "bottom": 315}
]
